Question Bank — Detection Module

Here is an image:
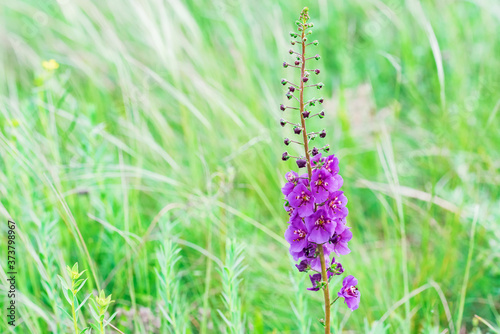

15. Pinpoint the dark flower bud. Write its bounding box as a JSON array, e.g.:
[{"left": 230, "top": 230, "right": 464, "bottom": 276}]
[
  {"left": 286, "top": 92, "right": 293, "bottom": 100},
  {"left": 314, "top": 69, "right": 320, "bottom": 75},
  {"left": 319, "top": 129, "right": 326, "bottom": 138},
  {"left": 319, "top": 98, "right": 324, "bottom": 104},
  {"left": 280, "top": 104, "right": 286, "bottom": 111},
  {"left": 313, "top": 40, "right": 319, "bottom": 46},
  {"left": 311, "top": 147, "right": 319, "bottom": 156},
  {"left": 295, "top": 60, "right": 300, "bottom": 66},
  {"left": 296, "top": 159, "right": 307, "bottom": 168},
  {"left": 309, "top": 101, "right": 315, "bottom": 106},
  {"left": 295, "top": 260, "right": 309, "bottom": 272},
  {"left": 284, "top": 138, "right": 291, "bottom": 145},
  {"left": 281, "top": 79, "right": 287, "bottom": 85},
  {"left": 302, "top": 110, "right": 310, "bottom": 118},
  {"left": 319, "top": 110, "right": 325, "bottom": 118},
  {"left": 280, "top": 118, "right": 286, "bottom": 127},
  {"left": 282, "top": 152, "right": 290, "bottom": 161},
  {"left": 323, "top": 145, "right": 330, "bottom": 152},
  {"left": 289, "top": 49, "right": 294, "bottom": 54},
  {"left": 293, "top": 126, "right": 302, "bottom": 135},
  {"left": 302, "top": 77, "right": 309, "bottom": 83},
  {"left": 289, "top": 86, "right": 295, "bottom": 93},
  {"left": 303, "top": 37, "right": 307, "bottom": 42},
  {"left": 314, "top": 54, "right": 321, "bottom": 60},
  {"left": 283, "top": 62, "right": 289, "bottom": 68},
  {"left": 291, "top": 41, "right": 296, "bottom": 45},
  {"left": 317, "top": 82, "right": 324, "bottom": 89}
]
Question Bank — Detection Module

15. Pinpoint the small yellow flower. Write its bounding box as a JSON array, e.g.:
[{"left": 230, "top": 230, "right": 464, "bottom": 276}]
[{"left": 42, "top": 59, "right": 59, "bottom": 71}]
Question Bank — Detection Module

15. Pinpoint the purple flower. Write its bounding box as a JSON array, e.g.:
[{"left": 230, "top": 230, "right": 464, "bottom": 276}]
[
  {"left": 325, "top": 191, "right": 348, "bottom": 219},
  {"left": 295, "top": 259, "right": 310, "bottom": 272},
  {"left": 281, "top": 171, "right": 298, "bottom": 196},
  {"left": 296, "top": 159, "right": 307, "bottom": 169},
  {"left": 309, "top": 250, "right": 330, "bottom": 272},
  {"left": 338, "top": 275, "right": 360, "bottom": 311},
  {"left": 310, "top": 168, "right": 336, "bottom": 203},
  {"left": 323, "top": 155, "right": 340, "bottom": 175},
  {"left": 287, "top": 183, "right": 315, "bottom": 217},
  {"left": 307, "top": 271, "right": 333, "bottom": 291},
  {"left": 305, "top": 209, "right": 336, "bottom": 244},
  {"left": 328, "top": 225, "right": 352, "bottom": 255},
  {"left": 310, "top": 153, "right": 324, "bottom": 168},
  {"left": 285, "top": 220, "right": 308, "bottom": 252},
  {"left": 329, "top": 257, "right": 344, "bottom": 275}
]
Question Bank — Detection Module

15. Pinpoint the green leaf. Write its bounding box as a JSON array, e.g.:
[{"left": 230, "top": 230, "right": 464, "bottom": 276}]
[{"left": 79, "top": 328, "right": 90, "bottom": 334}]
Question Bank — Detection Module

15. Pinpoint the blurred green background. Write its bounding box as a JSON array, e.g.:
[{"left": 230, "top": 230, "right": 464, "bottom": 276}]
[{"left": 1, "top": 0, "right": 499, "bottom": 333}]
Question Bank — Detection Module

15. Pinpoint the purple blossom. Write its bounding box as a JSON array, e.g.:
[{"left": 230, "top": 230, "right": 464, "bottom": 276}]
[
  {"left": 296, "top": 159, "right": 307, "bottom": 169},
  {"left": 323, "top": 155, "right": 340, "bottom": 175},
  {"left": 287, "top": 183, "right": 315, "bottom": 217},
  {"left": 338, "top": 275, "right": 360, "bottom": 311},
  {"left": 328, "top": 225, "right": 352, "bottom": 255},
  {"left": 281, "top": 171, "right": 299, "bottom": 196},
  {"left": 305, "top": 209, "right": 336, "bottom": 244},
  {"left": 295, "top": 259, "right": 310, "bottom": 272},
  {"left": 325, "top": 191, "right": 348, "bottom": 219},
  {"left": 285, "top": 220, "right": 308, "bottom": 252},
  {"left": 310, "top": 168, "right": 336, "bottom": 203},
  {"left": 307, "top": 272, "right": 333, "bottom": 291}
]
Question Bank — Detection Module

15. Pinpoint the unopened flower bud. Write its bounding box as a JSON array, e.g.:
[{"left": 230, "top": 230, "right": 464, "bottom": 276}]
[
  {"left": 302, "top": 77, "right": 309, "bottom": 83},
  {"left": 315, "top": 69, "right": 320, "bottom": 75},
  {"left": 319, "top": 129, "right": 326, "bottom": 138},
  {"left": 293, "top": 126, "right": 302, "bottom": 135},
  {"left": 302, "top": 110, "right": 310, "bottom": 118},
  {"left": 296, "top": 159, "right": 307, "bottom": 168},
  {"left": 281, "top": 79, "right": 287, "bottom": 85},
  {"left": 295, "top": 60, "right": 300, "bottom": 66},
  {"left": 319, "top": 98, "right": 324, "bottom": 104},
  {"left": 317, "top": 82, "right": 324, "bottom": 89},
  {"left": 309, "top": 23, "right": 314, "bottom": 27},
  {"left": 307, "top": 30, "right": 312, "bottom": 35},
  {"left": 289, "top": 49, "right": 294, "bottom": 54},
  {"left": 290, "top": 32, "right": 298, "bottom": 38},
  {"left": 313, "top": 40, "right": 319, "bottom": 46},
  {"left": 280, "top": 104, "right": 286, "bottom": 111},
  {"left": 311, "top": 147, "right": 319, "bottom": 156},
  {"left": 323, "top": 145, "right": 330, "bottom": 152},
  {"left": 291, "top": 41, "right": 296, "bottom": 45},
  {"left": 283, "top": 62, "right": 289, "bottom": 68},
  {"left": 284, "top": 138, "right": 291, "bottom": 145},
  {"left": 282, "top": 152, "right": 290, "bottom": 161},
  {"left": 280, "top": 118, "right": 286, "bottom": 127},
  {"left": 319, "top": 110, "right": 325, "bottom": 118},
  {"left": 303, "top": 37, "right": 307, "bottom": 42},
  {"left": 289, "top": 86, "right": 295, "bottom": 93},
  {"left": 315, "top": 54, "right": 321, "bottom": 60},
  {"left": 309, "top": 101, "right": 316, "bottom": 106},
  {"left": 286, "top": 92, "right": 293, "bottom": 100}
]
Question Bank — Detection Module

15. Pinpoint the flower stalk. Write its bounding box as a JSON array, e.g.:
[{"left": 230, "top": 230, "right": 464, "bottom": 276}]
[{"left": 279, "top": 7, "right": 360, "bottom": 333}]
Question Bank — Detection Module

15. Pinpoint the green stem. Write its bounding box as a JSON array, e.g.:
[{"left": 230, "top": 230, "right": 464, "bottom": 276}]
[{"left": 71, "top": 293, "right": 79, "bottom": 334}]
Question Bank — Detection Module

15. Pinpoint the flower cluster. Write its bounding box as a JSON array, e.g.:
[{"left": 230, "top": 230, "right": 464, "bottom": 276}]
[{"left": 279, "top": 7, "right": 360, "bottom": 313}]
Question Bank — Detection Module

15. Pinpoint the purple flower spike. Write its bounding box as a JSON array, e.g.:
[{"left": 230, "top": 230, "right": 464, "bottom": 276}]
[
  {"left": 338, "top": 275, "right": 360, "bottom": 311},
  {"left": 287, "top": 183, "right": 315, "bottom": 217},
  {"left": 296, "top": 158, "right": 307, "bottom": 169},
  {"left": 285, "top": 220, "right": 308, "bottom": 251},
  {"left": 305, "top": 209, "right": 336, "bottom": 244}
]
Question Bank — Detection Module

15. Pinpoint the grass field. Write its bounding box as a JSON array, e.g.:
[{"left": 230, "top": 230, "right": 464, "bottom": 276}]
[{"left": 1, "top": 0, "right": 499, "bottom": 333}]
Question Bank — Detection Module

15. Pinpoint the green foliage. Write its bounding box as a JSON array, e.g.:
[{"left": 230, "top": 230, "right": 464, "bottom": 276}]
[{"left": 1, "top": 0, "right": 499, "bottom": 333}]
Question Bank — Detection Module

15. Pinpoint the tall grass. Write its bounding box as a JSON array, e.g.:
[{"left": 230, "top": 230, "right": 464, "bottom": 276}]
[{"left": 0, "top": 0, "right": 499, "bottom": 333}]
